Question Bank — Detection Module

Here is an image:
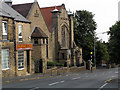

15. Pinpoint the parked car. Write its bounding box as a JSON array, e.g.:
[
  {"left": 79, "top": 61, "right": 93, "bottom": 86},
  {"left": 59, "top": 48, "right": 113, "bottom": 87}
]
[{"left": 101, "top": 64, "right": 107, "bottom": 67}]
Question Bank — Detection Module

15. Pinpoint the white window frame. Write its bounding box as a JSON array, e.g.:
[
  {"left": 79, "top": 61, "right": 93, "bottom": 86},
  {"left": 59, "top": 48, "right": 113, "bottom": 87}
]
[
  {"left": 2, "top": 21, "right": 8, "bottom": 36},
  {"left": 18, "top": 25, "right": 23, "bottom": 42},
  {"left": 18, "top": 50, "right": 24, "bottom": 70},
  {"left": 1, "top": 49, "right": 10, "bottom": 70}
]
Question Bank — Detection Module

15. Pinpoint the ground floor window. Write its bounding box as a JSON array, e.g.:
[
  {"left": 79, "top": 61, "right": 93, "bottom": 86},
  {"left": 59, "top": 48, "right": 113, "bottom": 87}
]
[
  {"left": 18, "top": 50, "right": 24, "bottom": 70},
  {"left": 1, "top": 49, "right": 9, "bottom": 70}
]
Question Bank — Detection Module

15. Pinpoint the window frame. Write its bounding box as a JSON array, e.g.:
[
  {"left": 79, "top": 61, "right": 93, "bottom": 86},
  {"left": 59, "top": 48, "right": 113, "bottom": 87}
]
[
  {"left": 18, "top": 50, "right": 24, "bottom": 70},
  {"left": 1, "top": 49, "right": 10, "bottom": 70},
  {"left": 61, "top": 26, "right": 66, "bottom": 47},
  {"left": 34, "top": 39, "right": 38, "bottom": 45},
  {"left": 2, "top": 21, "right": 8, "bottom": 35},
  {"left": 2, "top": 21, "right": 8, "bottom": 40},
  {"left": 18, "top": 25, "right": 23, "bottom": 42}
]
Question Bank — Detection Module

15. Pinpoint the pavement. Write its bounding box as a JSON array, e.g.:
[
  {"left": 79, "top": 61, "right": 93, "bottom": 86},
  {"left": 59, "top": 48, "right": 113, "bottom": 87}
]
[
  {"left": 2, "top": 67, "right": 119, "bottom": 90},
  {"left": 2, "top": 71, "right": 70, "bottom": 84}
]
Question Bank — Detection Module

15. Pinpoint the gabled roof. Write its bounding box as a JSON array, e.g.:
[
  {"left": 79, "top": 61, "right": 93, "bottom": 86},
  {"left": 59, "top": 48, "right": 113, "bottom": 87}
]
[
  {"left": 12, "top": 3, "right": 33, "bottom": 18},
  {"left": 41, "top": 5, "right": 62, "bottom": 32},
  {"left": 12, "top": 1, "right": 63, "bottom": 32},
  {"left": 31, "top": 27, "right": 48, "bottom": 38},
  {"left": 0, "top": 1, "right": 30, "bottom": 23}
]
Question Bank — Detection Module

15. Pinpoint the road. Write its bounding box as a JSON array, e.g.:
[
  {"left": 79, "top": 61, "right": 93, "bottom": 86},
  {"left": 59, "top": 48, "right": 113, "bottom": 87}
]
[{"left": 2, "top": 68, "right": 119, "bottom": 90}]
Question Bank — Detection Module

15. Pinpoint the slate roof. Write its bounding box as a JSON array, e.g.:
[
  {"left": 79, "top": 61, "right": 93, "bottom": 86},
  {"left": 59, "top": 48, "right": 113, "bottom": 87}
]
[
  {"left": 0, "top": 1, "right": 30, "bottom": 23},
  {"left": 12, "top": 2, "right": 62, "bottom": 32},
  {"left": 41, "top": 6, "right": 62, "bottom": 32},
  {"left": 31, "top": 27, "right": 48, "bottom": 38},
  {"left": 12, "top": 3, "right": 33, "bottom": 18}
]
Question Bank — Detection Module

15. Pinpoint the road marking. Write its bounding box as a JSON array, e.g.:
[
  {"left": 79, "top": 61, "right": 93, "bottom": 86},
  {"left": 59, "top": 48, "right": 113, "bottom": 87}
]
[
  {"left": 66, "top": 75, "right": 69, "bottom": 76},
  {"left": 105, "top": 78, "right": 112, "bottom": 83},
  {"left": 49, "top": 80, "right": 65, "bottom": 86},
  {"left": 60, "top": 81, "right": 65, "bottom": 83},
  {"left": 111, "top": 76, "right": 116, "bottom": 78},
  {"left": 72, "top": 77, "right": 81, "bottom": 80},
  {"left": 98, "top": 83, "right": 108, "bottom": 90},
  {"left": 49, "top": 82, "right": 59, "bottom": 86},
  {"left": 30, "top": 87, "right": 39, "bottom": 90},
  {"left": 115, "top": 72, "right": 118, "bottom": 74}
]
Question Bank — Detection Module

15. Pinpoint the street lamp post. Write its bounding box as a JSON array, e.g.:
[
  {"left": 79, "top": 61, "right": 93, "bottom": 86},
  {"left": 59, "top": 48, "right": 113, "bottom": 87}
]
[{"left": 94, "top": 31, "right": 109, "bottom": 67}]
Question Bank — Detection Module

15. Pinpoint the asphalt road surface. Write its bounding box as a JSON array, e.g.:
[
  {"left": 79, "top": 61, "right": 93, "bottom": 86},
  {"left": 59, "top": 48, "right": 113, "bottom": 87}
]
[{"left": 2, "top": 68, "right": 119, "bottom": 90}]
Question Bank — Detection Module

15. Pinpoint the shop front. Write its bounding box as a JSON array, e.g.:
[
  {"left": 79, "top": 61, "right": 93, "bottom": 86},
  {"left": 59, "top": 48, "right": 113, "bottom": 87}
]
[{"left": 16, "top": 43, "right": 33, "bottom": 76}]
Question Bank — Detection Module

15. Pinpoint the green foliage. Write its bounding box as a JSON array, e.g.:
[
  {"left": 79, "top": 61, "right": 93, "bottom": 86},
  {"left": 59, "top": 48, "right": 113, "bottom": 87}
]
[
  {"left": 56, "top": 62, "right": 64, "bottom": 66},
  {"left": 74, "top": 10, "right": 97, "bottom": 61},
  {"left": 96, "top": 41, "right": 109, "bottom": 66},
  {"left": 47, "top": 61, "right": 64, "bottom": 67},
  {"left": 47, "top": 61, "right": 56, "bottom": 66},
  {"left": 108, "top": 21, "right": 120, "bottom": 64}
]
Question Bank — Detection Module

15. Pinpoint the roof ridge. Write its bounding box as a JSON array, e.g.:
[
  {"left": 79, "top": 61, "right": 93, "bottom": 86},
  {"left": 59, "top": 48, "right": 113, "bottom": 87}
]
[
  {"left": 13, "top": 2, "right": 34, "bottom": 6},
  {"left": 40, "top": 5, "right": 62, "bottom": 9}
]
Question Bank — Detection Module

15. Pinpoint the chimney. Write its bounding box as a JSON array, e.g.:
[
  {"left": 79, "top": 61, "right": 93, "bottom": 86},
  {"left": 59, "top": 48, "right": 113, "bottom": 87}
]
[{"left": 4, "top": 0, "right": 12, "bottom": 7}]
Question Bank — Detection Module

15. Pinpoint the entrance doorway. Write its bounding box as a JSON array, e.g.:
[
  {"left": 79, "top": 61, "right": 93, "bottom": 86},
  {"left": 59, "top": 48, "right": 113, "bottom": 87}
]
[
  {"left": 26, "top": 50, "right": 30, "bottom": 73},
  {"left": 35, "top": 59, "right": 43, "bottom": 73}
]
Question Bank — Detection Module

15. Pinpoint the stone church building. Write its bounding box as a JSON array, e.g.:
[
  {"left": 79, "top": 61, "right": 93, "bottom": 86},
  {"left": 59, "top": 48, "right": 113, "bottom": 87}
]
[
  {"left": 12, "top": 0, "right": 82, "bottom": 73},
  {"left": 1, "top": 0, "right": 83, "bottom": 75}
]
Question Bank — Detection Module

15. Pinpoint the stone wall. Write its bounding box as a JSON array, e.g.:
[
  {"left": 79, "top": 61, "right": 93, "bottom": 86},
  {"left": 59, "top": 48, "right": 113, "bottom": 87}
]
[
  {"left": 0, "top": 17, "right": 15, "bottom": 77},
  {"left": 15, "top": 21, "right": 31, "bottom": 76}
]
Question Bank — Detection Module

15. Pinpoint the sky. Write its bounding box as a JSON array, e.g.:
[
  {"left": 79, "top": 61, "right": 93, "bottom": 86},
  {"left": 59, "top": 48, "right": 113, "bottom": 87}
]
[{"left": 11, "top": 0, "right": 119, "bottom": 42}]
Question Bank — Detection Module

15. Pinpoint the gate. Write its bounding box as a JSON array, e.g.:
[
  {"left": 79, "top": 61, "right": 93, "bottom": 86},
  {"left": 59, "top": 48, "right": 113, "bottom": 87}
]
[{"left": 35, "top": 59, "right": 43, "bottom": 73}]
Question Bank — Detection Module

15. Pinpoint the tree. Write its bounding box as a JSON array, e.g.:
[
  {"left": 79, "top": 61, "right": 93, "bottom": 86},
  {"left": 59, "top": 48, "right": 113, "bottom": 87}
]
[
  {"left": 108, "top": 21, "right": 120, "bottom": 64},
  {"left": 74, "top": 10, "right": 97, "bottom": 62},
  {"left": 96, "top": 41, "right": 109, "bottom": 66}
]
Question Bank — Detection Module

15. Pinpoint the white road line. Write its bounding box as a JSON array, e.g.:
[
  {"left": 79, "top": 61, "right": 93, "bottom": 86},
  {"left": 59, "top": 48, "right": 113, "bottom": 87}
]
[
  {"left": 60, "top": 81, "right": 65, "bottom": 83},
  {"left": 115, "top": 72, "right": 118, "bottom": 74},
  {"left": 72, "top": 77, "right": 81, "bottom": 80},
  {"left": 49, "top": 82, "right": 59, "bottom": 86},
  {"left": 49, "top": 81, "right": 65, "bottom": 86},
  {"left": 111, "top": 76, "right": 116, "bottom": 78},
  {"left": 98, "top": 83, "right": 108, "bottom": 90}
]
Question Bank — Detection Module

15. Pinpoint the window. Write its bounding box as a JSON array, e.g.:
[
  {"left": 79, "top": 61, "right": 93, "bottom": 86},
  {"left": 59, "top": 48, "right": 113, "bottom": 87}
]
[
  {"left": 46, "top": 39, "right": 48, "bottom": 44},
  {"left": 18, "top": 25, "right": 23, "bottom": 42},
  {"left": 61, "top": 26, "right": 65, "bottom": 47},
  {"left": 46, "top": 39, "right": 48, "bottom": 58},
  {"left": 62, "top": 53, "right": 65, "bottom": 59},
  {"left": 34, "top": 10, "right": 39, "bottom": 17},
  {"left": 2, "top": 21, "right": 8, "bottom": 40},
  {"left": 43, "top": 39, "right": 45, "bottom": 44},
  {"left": 18, "top": 50, "right": 24, "bottom": 70},
  {"left": 34, "top": 39, "right": 38, "bottom": 44},
  {"left": 2, "top": 49, "right": 9, "bottom": 70}
]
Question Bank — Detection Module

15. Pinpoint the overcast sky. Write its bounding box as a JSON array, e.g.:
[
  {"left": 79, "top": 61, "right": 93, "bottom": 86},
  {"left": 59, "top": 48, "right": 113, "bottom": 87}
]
[{"left": 12, "top": 0, "right": 119, "bottom": 42}]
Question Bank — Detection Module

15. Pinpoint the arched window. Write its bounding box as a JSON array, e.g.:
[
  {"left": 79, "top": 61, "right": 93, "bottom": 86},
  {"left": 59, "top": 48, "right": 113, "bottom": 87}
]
[{"left": 61, "top": 26, "right": 65, "bottom": 47}]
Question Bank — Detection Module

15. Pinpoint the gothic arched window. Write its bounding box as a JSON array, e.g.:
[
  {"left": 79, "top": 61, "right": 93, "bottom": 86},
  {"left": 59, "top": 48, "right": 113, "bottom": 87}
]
[{"left": 61, "top": 26, "right": 65, "bottom": 47}]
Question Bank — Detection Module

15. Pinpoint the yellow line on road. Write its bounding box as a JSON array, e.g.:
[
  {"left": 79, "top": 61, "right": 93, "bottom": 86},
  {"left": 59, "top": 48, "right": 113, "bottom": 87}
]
[{"left": 105, "top": 78, "right": 112, "bottom": 83}]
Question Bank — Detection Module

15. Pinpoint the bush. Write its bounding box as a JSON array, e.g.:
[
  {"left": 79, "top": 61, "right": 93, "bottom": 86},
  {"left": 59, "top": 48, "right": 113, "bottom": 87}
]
[
  {"left": 47, "top": 61, "right": 56, "bottom": 66},
  {"left": 56, "top": 63, "right": 64, "bottom": 66},
  {"left": 47, "top": 61, "right": 64, "bottom": 67}
]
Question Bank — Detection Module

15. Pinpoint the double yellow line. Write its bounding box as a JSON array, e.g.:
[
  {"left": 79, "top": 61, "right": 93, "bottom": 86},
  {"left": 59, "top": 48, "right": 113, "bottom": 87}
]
[{"left": 105, "top": 78, "right": 112, "bottom": 83}]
